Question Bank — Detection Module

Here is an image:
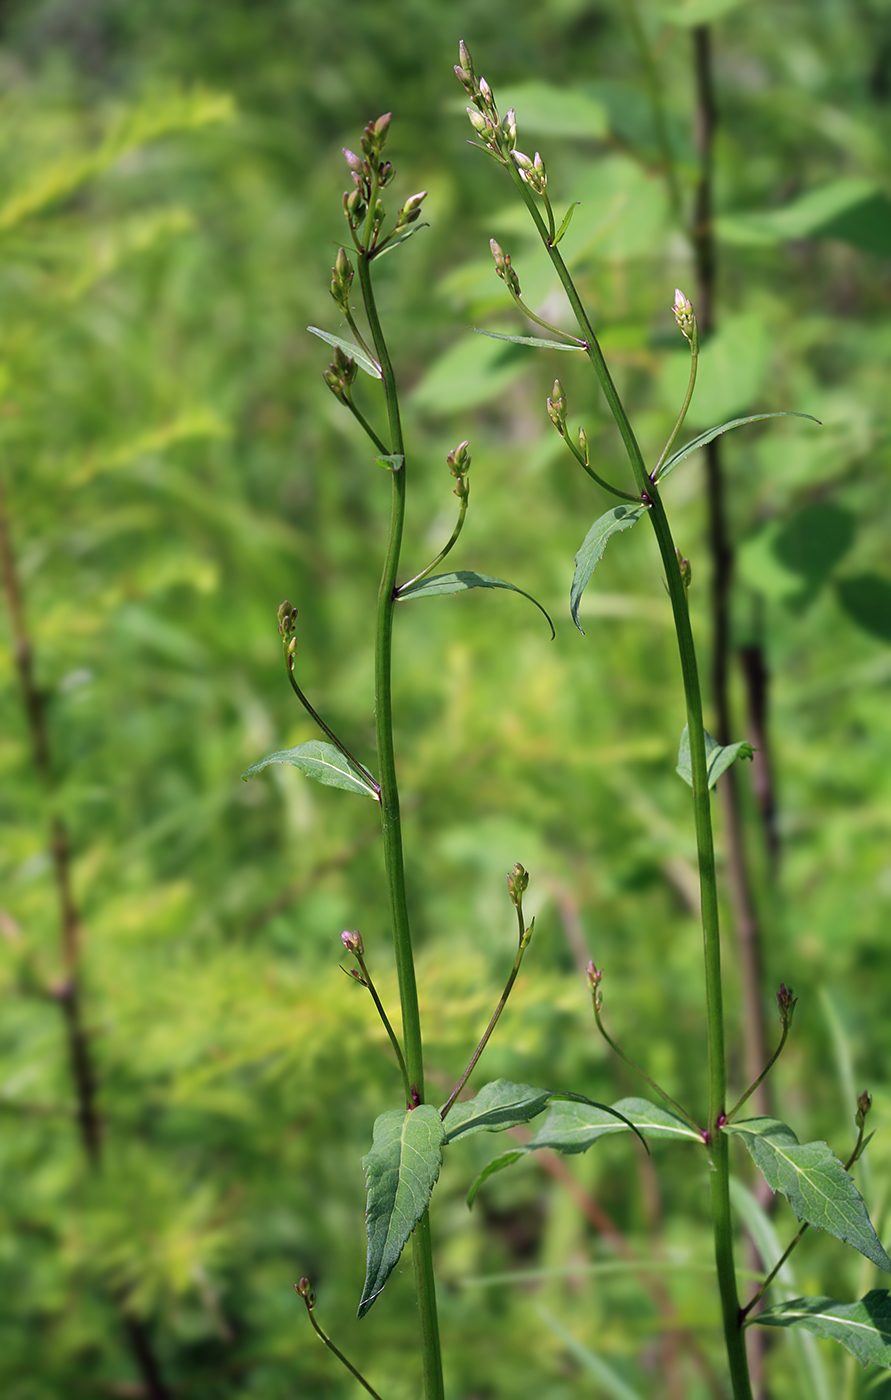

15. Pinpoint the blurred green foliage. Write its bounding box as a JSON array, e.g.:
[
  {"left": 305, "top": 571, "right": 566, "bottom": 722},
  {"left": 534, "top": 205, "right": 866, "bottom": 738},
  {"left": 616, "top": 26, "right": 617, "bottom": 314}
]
[{"left": 0, "top": 0, "right": 890, "bottom": 1395}]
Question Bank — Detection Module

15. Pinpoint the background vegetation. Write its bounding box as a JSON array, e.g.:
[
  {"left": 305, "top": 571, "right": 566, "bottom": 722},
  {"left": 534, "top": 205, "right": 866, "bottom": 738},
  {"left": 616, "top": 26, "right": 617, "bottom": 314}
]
[{"left": 1, "top": 1, "right": 890, "bottom": 1396}]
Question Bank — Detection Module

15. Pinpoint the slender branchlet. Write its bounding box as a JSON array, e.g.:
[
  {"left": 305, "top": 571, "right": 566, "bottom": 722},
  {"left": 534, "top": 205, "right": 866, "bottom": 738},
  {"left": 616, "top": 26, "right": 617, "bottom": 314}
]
[
  {"left": 489, "top": 238, "right": 585, "bottom": 345},
  {"left": 296, "top": 1279, "right": 385, "bottom": 1400},
  {"left": 652, "top": 289, "right": 700, "bottom": 480},
  {"left": 278, "top": 602, "right": 380, "bottom": 796},
  {"left": 546, "top": 379, "right": 638, "bottom": 502},
  {"left": 398, "top": 441, "right": 472, "bottom": 593},
  {"left": 440, "top": 865, "right": 535, "bottom": 1121},
  {"left": 341, "top": 930, "right": 411, "bottom": 1104},
  {"left": 725, "top": 984, "right": 797, "bottom": 1123},
  {"left": 587, "top": 963, "right": 705, "bottom": 1137}
]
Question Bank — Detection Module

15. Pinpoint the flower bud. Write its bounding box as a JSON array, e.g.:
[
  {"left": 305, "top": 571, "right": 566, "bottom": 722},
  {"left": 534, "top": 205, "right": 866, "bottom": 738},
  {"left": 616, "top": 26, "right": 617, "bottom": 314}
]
[
  {"left": 479, "top": 77, "right": 494, "bottom": 110},
  {"left": 458, "top": 40, "right": 474, "bottom": 79},
  {"left": 676, "top": 548, "right": 692, "bottom": 593},
  {"left": 295, "top": 1278, "right": 315, "bottom": 1309},
  {"left": 587, "top": 961, "right": 603, "bottom": 1012},
  {"left": 503, "top": 109, "right": 517, "bottom": 149},
  {"left": 378, "top": 160, "right": 394, "bottom": 186},
  {"left": 341, "top": 929, "right": 364, "bottom": 956},
  {"left": 512, "top": 150, "right": 534, "bottom": 172},
  {"left": 489, "top": 238, "right": 521, "bottom": 296},
  {"left": 373, "top": 112, "right": 392, "bottom": 140},
  {"left": 672, "top": 288, "right": 695, "bottom": 342},
  {"left": 467, "top": 107, "right": 488, "bottom": 136},
  {"left": 856, "top": 1090, "right": 872, "bottom": 1130},
  {"left": 343, "top": 148, "right": 362, "bottom": 173},
  {"left": 278, "top": 600, "right": 297, "bottom": 637},
  {"left": 776, "top": 982, "right": 797, "bottom": 1027},
  {"left": 547, "top": 380, "right": 567, "bottom": 436},
  {"left": 507, "top": 862, "right": 529, "bottom": 909}
]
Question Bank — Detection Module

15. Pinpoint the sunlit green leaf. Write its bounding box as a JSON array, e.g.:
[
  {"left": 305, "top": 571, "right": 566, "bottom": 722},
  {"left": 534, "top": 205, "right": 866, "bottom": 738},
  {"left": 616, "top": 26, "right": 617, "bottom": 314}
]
[
  {"left": 397, "top": 571, "right": 555, "bottom": 638},
  {"left": 443, "top": 1080, "right": 642, "bottom": 1147},
  {"left": 676, "top": 725, "right": 755, "bottom": 790},
  {"left": 472, "top": 328, "right": 584, "bottom": 352},
  {"left": 358, "top": 1106, "right": 445, "bottom": 1318},
  {"left": 241, "top": 742, "right": 378, "bottom": 799},
  {"left": 570, "top": 505, "right": 648, "bottom": 633},
  {"left": 306, "top": 326, "right": 381, "bottom": 378},
  {"left": 657, "top": 413, "right": 821, "bottom": 483},
  {"left": 752, "top": 1293, "right": 891, "bottom": 1368},
  {"left": 724, "top": 1118, "right": 891, "bottom": 1270},
  {"left": 553, "top": 202, "right": 580, "bottom": 247}
]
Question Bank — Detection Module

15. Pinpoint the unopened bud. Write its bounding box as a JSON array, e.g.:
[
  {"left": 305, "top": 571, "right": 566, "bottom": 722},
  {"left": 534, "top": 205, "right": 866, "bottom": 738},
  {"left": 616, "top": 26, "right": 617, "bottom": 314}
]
[
  {"left": 458, "top": 40, "right": 474, "bottom": 79},
  {"left": 373, "top": 112, "right": 392, "bottom": 141},
  {"left": 467, "top": 107, "right": 488, "bottom": 136},
  {"left": 547, "top": 379, "right": 567, "bottom": 436},
  {"left": 672, "top": 288, "right": 695, "bottom": 342},
  {"left": 586, "top": 960, "right": 603, "bottom": 1011},
  {"left": 278, "top": 600, "right": 297, "bottom": 637},
  {"left": 578, "top": 426, "right": 588, "bottom": 461},
  {"left": 343, "top": 148, "right": 362, "bottom": 173},
  {"left": 295, "top": 1278, "right": 315, "bottom": 1309},
  {"left": 378, "top": 160, "right": 394, "bottom": 186},
  {"left": 341, "top": 929, "right": 364, "bottom": 956},
  {"left": 676, "top": 548, "right": 692, "bottom": 593},
  {"left": 479, "top": 77, "right": 494, "bottom": 110},
  {"left": 507, "top": 862, "right": 529, "bottom": 909},
  {"left": 776, "top": 982, "right": 797, "bottom": 1026},
  {"left": 489, "top": 238, "right": 521, "bottom": 296},
  {"left": 856, "top": 1090, "right": 872, "bottom": 1129},
  {"left": 512, "top": 150, "right": 534, "bottom": 172},
  {"left": 503, "top": 109, "right": 517, "bottom": 148}
]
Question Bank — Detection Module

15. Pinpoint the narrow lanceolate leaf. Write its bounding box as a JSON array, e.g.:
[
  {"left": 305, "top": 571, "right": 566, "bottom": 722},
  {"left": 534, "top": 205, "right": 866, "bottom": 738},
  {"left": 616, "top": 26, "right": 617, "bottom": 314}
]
[
  {"left": 472, "top": 328, "right": 584, "bottom": 352},
  {"left": 752, "top": 1292, "right": 891, "bottom": 1368},
  {"left": 724, "top": 1118, "right": 891, "bottom": 1271},
  {"left": 442, "top": 1080, "right": 642, "bottom": 1147},
  {"left": 676, "top": 725, "right": 755, "bottom": 790},
  {"left": 552, "top": 201, "right": 580, "bottom": 247},
  {"left": 306, "top": 326, "right": 381, "bottom": 378},
  {"left": 570, "top": 505, "right": 648, "bottom": 633},
  {"left": 465, "top": 1097, "right": 699, "bottom": 1207},
  {"left": 657, "top": 412, "right": 820, "bottom": 484},
  {"left": 397, "top": 571, "right": 555, "bottom": 639},
  {"left": 242, "top": 741, "right": 378, "bottom": 800},
  {"left": 359, "top": 1106, "right": 446, "bottom": 1319}
]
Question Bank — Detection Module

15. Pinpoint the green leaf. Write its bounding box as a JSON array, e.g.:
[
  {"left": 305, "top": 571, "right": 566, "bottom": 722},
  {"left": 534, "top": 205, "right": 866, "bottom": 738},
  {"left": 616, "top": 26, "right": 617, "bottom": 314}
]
[
  {"left": 442, "top": 1079, "right": 642, "bottom": 1147},
  {"left": 397, "top": 571, "right": 555, "bottom": 639},
  {"left": 443, "top": 1081, "right": 556, "bottom": 1144},
  {"left": 241, "top": 741, "right": 378, "bottom": 800},
  {"left": 676, "top": 725, "right": 755, "bottom": 789},
  {"left": 836, "top": 575, "right": 891, "bottom": 645},
  {"left": 376, "top": 454, "right": 404, "bottom": 472},
  {"left": 658, "top": 413, "right": 821, "bottom": 483},
  {"left": 306, "top": 326, "right": 381, "bottom": 379},
  {"left": 373, "top": 221, "right": 429, "bottom": 259},
  {"left": 466, "top": 1098, "right": 699, "bottom": 1206},
  {"left": 724, "top": 1118, "right": 891, "bottom": 1271},
  {"left": 358, "top": 1106, "right": 446, "bottom": 1318},
  {"left": 553, "top": 202, "right": 580, "bottom": 247},
  {"left": 752, "top": 1292, "right": 891, "bottom": 1368},
  {"left": 472, "top": 328, "right": 584, "bottom": 353},
  {"left": 570, "top": 506, "right": 648, "bottom": 633},
  {"left": 717, "top": 179, "right": 891, "bottom": 257}
]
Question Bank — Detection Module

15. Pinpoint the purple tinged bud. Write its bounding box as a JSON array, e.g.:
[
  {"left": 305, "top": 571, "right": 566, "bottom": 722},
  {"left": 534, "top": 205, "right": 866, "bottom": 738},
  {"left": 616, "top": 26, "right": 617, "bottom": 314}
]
[
  {"left": 467, "top": 107, "right": 488, "bottom": 136},
  {"left": 277, "top": 600, "right": 296, "bottom": 636},
  {"left": 512, "top": 150, "right": 534, "bottom": 171},
  {"left": 479, "top": 77, "right": 493, "bottom": 107},
  {"left": 856, "top": 1091, "right": 872, "bottom": 1132},
  {"left": 587, "top": 961, "right": 603, "bottom": 1012},
  {"left": 672, "top": 288, "right": 695, "bottom": 341},
  {"left": 341, "top": 929, "right": 364, "bottom": 956},
  {"left": 547, "top": 379, "right": 567, "bottom": 436},
  {"left": 776, "top": 982, "right": 797, "bottom": 1026},
  {"left": 458, "top": 40, "right": 474, "bottom": 77},
  {"left": 374, "top": 112, "right": 392, "bottom": 140},
  {"left": 343, "top": 148, "right": 362, "bottom": 173}
]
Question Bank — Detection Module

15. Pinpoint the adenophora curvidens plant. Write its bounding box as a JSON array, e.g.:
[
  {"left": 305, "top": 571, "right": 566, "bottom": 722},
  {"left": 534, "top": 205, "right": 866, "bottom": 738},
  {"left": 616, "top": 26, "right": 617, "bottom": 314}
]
[
  {"left": 243, "top": 113, "right": 634, "bottom": 1400},
  {"left": 453, "top": 38, "right": 891, "bottom": 1397}
]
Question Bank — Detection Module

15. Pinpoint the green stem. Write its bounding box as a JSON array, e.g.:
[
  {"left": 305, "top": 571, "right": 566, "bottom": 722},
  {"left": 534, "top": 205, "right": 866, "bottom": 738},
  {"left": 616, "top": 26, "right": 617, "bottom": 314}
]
[
  {"left": 285, "top": 655, "right": 379, "bottom": 796},
  {"left": 344, "top": 396, "right": 389, "bottom": 456},
  {"left": 358, "top": 250, "right": 444, "bottom": 1400},
  {"left": 441, "top": 903, "right": 532, "bottom": 1121},
  {"left": 507, "top": 156, "right": 752, "bottom": 1398},
  {"left": 725, "top": 1017, "right": 791, "bottom": 1124},
  {"left": 591, "top": 996, "right": 704, "bottom": 1137},
  {"left": 299, "top": 1289, "right": 386, "bottom": 1400},
  {"left": 398, "top": 490, "right": 469, "bottom": 594},
  {"left": 353, "top": 954, "right": 412, "bottom": 1104},
  {"left": 653, "top": 340, "right": 699, "bottom": 479}
]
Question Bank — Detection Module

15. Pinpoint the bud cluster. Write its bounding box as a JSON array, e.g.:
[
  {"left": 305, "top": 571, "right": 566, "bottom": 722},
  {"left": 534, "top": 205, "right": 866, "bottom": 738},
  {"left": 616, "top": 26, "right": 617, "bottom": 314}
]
[
  {"left": 394, "top": 189, "right": 428, "bottom": 232},
  {"left": 776, "top": 982, "right": 797, "bottom": 1029},
  {"left": 490, "top": 238, "right": 521, "bottom": 297},
  {"left": 512, "top": 149, "right": 547, "bottom": 196},
  {"left": 342, "top": 113, "right": 394, "bottom": 242},
  {"left": 672, "top": 288, "right": 696, "bottom": 343},
  {"left": 295, "top": 1278, "right": 315, "bottom": 1309},
  {"left": 856, "top": 1090, "right": 872, "bottom": 1130},
  {"left": 587, "top": 960, "right": 604, "bottom": 1014},
  {"left": 547, "top": 380, "right": 567, "bottom": 437},
  {"left": 446, "top": 439, "right": 471, "bottom": 502},
  {"left": 330, "top": 247, "right": 354, "bottom": 313},
  {"left": 455, "top": 40, "right": 516, "bottom": 165},
  {"left": 277, "top": 600, "right": 297, "bottom": 638},
  {"left": 507, "top": 862, "right": 529, "bottom": 910},
  {"left": 341, "top": 929, "right": 364, "bottom": 957},
  {"left": 323, "top": 345, "right": 358, "bottom": 405}
]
